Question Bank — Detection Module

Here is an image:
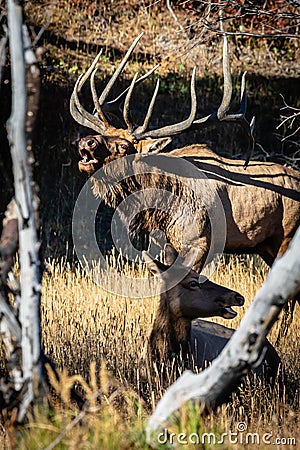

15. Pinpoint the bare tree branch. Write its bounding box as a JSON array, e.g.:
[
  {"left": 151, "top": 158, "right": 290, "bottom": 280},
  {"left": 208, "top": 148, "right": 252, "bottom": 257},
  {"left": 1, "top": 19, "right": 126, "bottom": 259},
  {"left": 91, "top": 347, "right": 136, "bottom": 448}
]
[
  {"left": 203, "top": 28, "right": 300, "bottom": 39},
  {"left": 277, "top": 96, "right": 300, "bottom": 142},
  {"left": 146, "top": 226, "right": 300, "bottom": 447},
  {"left": 2, "top": 0, "right": 43, "bottom": 422},
  {"left": 184, "top": 0, "right": 300, "bottom": 40}
]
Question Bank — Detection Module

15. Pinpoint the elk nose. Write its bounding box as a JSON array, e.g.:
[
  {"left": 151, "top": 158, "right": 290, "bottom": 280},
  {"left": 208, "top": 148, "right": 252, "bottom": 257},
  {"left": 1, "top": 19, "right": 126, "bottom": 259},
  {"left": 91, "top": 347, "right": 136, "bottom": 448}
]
[{"left": 235, "top": 294, "right": 245, "bottom": 306}]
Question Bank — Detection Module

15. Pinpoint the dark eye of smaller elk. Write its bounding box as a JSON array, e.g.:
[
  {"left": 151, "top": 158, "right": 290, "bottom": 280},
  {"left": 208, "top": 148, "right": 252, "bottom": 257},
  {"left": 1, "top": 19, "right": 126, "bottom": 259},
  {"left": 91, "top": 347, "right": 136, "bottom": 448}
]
[
  {"left": 120, "top": 144, "right": 128, "bottom": 151},
  {"left": 189, "top": 280, "right": 200, "bottom": 288}
]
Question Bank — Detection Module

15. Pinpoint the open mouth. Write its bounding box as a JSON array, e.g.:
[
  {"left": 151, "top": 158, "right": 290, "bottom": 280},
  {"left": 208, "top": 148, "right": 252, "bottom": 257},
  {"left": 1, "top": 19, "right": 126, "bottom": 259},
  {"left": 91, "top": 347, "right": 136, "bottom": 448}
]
[
  {"left": 78, "top": 157, "right": 98, "bottom": 175},
  {"left": 217, "top": 295, "right": 244, "bottom": 319},
  {"left": 80, "top": 156, "right": 99, "bottom": 165},
  {"left": 219, "top": 305, "right": 237, "bottom": 319},
  {"left": 79, "top": 149, "right": 99, "bottom": 165}
]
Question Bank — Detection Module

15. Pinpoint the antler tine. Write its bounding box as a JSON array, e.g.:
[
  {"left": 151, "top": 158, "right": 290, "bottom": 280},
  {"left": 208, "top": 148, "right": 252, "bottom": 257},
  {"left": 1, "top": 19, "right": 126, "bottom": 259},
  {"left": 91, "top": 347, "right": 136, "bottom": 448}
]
[
  {"left": 240, "top": 71, "right": 247, "bottom": 113},
  {"left": 241, "top": 115, "right": 255, "bottom": 168},
  {"left": 78, "top": 50, "right": 103, "bottom": 91},
  {"left": 123, "top": 73, "right": 138, "bottom": 132},
  {"left": 90, "top": 69, "right": 111, "bottom": 129},
  {"left": 98, "top": 32, "right": 144, "bottom": 106},
  {"left": 105, "top": 64, "right": 160, "bottom": 108},
  {"left": 135, "top": 78, "right": 160, "bottom": 135},
  {"left": 217, "top": 34, "right": 232, "bottom": 120},
  {"left": 218, "top": 70, "right": 255, "bottom": 167},
  {"left": 70, "top": 50, "right": 108, "bottom": 133},
  {"left": 70, "top": 74, "right": 106, "bottom": 133},
  {"left": 191, "top": 36, "right": 232, "bottom": 127},
  {"left": 239, "top": 72, "right": 255, "bottom": 167},
  {"left": 134, "top": 67, "right": 197, "bottom": 139}
]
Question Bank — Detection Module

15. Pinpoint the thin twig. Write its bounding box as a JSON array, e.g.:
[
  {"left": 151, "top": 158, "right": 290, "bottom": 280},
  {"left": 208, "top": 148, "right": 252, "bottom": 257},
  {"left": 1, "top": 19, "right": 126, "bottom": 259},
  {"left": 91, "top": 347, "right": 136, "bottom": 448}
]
[{"left": 166, "top": 0, "right": 187, "bottom": 35}]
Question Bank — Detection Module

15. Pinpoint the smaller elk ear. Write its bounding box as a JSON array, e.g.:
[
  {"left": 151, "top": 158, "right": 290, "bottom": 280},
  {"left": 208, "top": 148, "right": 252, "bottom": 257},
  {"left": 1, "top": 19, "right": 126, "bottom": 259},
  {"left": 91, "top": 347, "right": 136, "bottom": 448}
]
[
  {"left": 138, "top": 137, "right": 172, "bottom": 154},
  {"left": 142, "top": 251, "right": 167, "bottom": 275},
  {"left": 163, "top": 243, "right": 179, "bottom": 266}
]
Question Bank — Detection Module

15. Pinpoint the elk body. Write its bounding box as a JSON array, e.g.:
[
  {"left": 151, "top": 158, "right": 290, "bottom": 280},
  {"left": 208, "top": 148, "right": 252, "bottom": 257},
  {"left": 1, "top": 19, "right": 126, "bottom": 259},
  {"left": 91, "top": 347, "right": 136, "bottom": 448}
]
[
  {"left": 142, "top": 245, "right": 280, "bottom": 386},
  {"left": 70, "top": 34, "right": 300, "bottom": 272}
]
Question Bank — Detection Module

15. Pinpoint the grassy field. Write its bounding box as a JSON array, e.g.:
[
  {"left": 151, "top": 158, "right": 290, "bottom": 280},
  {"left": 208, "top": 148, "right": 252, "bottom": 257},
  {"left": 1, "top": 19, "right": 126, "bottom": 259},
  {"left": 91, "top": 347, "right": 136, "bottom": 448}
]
[
  {"left": 0, "top": 2, "right": 299, "bottom": 448},
  {"left": 1, "top": 254, "right": 298, "bottom": 449}
]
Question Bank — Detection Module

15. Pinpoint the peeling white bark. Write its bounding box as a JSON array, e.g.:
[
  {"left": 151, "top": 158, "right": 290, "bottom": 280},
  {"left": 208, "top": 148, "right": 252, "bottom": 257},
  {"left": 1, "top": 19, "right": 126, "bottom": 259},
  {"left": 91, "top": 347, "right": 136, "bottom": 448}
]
[
  {"left": 5, "top": 0, "right": 42, "bottom": 422},
  {"left": 146, "top": 226, "right": 300, "bottom": 447}
]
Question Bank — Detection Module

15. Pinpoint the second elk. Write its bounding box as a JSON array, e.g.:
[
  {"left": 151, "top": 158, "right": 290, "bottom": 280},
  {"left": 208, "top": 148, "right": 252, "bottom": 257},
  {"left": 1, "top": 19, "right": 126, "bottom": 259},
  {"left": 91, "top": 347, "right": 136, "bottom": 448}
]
[{"left": 142, "top": 244, "right": 280, "bottom": 396}]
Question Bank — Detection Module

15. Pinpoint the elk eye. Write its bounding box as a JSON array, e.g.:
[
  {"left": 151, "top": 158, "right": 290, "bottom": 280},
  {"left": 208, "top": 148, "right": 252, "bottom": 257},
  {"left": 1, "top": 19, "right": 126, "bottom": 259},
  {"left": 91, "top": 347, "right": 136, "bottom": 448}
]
[
  {"left": 120, "top": 144, "right": 128, "bottom": 150},
  {"left": 87, "top": 139, "right": 95, "bottom": 147},
  {"left": 189, "top": 280, "right": 200, "bottom": 288}
]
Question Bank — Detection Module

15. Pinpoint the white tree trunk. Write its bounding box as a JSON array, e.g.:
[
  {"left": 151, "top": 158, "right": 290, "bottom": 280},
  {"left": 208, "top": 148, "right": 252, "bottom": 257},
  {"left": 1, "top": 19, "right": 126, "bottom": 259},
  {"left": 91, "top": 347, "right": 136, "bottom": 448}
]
[
  {"left": 146, "top": 226, "right": 300, "bottom": 447},
  {"left": 5, "top": 0, "right": 42, "bottom": 422}
]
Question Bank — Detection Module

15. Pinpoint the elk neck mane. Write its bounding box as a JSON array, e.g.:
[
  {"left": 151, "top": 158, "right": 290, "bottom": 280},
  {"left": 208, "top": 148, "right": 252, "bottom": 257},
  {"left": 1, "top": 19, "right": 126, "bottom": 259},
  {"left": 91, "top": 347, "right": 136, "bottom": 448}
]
[
  {"left": 90, "top": 166, "right": 210, "bottom": 239},
  {"left": 146, "top": 288, "right": 192, "bottom": 369}
]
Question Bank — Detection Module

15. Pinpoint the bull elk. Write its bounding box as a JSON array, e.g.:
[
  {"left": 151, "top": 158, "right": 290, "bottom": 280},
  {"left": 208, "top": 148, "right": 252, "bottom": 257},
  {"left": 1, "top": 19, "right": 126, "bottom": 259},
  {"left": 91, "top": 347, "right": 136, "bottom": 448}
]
[
  {"left": 70, "top": 34, "right": 300, "bottom": 275},
  {"left": 142, "top": 244, "right": 280, "bottom": 391}
]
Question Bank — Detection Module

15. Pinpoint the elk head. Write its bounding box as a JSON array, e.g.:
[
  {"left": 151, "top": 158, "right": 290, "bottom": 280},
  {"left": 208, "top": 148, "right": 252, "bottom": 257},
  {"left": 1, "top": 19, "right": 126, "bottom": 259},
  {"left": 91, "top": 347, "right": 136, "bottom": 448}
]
[
  {"left": 70, "top": 34, "right": 255, "bottom": 176},
  {"left": 143, "top": 244, "right": 244, "bottom": 320}
]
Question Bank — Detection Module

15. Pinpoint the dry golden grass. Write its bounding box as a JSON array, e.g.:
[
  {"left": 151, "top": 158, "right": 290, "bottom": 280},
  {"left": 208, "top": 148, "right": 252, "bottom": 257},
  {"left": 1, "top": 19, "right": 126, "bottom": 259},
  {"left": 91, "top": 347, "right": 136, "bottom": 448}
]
[
  {"left": 41, "top": 257, "right": 156, "bottom": 388},
  {"left": 23, "top": 253, "right": 297, "bottom": 449},
  {"left": 41, "top": 253, "right": 298, "bottom": 378},
  {"left": 0, "top": 253, "right": 298, "bottom": 448}
]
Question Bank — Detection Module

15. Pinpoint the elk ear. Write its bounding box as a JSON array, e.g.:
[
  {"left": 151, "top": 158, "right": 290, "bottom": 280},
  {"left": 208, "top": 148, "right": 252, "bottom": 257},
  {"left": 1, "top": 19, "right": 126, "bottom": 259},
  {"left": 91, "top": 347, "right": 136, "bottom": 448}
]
[
  {"left": 137, "top": 137, "right": 172, "bottom": 154},
  {"left": 142, "top": 251, "right": 168, "bottom": 275},
  {"left": 182, "top": 248, "right": 199, "bottom": 268},
  {"left": 163, "top": 243, "right": 179, "bottom": 266}
]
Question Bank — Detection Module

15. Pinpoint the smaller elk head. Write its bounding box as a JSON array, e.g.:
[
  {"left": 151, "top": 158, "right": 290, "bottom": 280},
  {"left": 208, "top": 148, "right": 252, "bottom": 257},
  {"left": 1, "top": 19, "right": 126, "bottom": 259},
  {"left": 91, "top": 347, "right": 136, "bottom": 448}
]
[
  {"left": 70, "top": 34, "right": 255, "bottom": 176},
  {"left": 143, "top": 244, "right": 244, "bottom": 320}
]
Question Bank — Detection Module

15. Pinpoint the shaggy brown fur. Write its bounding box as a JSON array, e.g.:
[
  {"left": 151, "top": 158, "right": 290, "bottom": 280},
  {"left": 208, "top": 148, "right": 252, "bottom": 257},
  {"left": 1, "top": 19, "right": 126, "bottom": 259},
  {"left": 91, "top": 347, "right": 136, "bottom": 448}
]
[
  {"left": 143, "top": 245, "right": 280, "bottom": 385},
  {"left": 79, "top": 139, "right": 300, "bottom": 271}
]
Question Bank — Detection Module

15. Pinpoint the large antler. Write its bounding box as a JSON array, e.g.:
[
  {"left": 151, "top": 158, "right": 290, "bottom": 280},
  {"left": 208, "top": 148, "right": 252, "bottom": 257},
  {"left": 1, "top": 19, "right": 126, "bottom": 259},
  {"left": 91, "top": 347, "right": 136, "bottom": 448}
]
[
  {"left": 70, "top": 34, "right": 254, "bottom": 166},
  {"left": 70, "top": 33, "right": 198, "bottom": 138},
  {"left": 191, "top": 35, "right": 255, "bottom": 167},
  {"left": 133, "top": 67, "right": 197, "bottom": 139},
  {"left": 70, "top": 33, "right": 159, "bottom": 132}
]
